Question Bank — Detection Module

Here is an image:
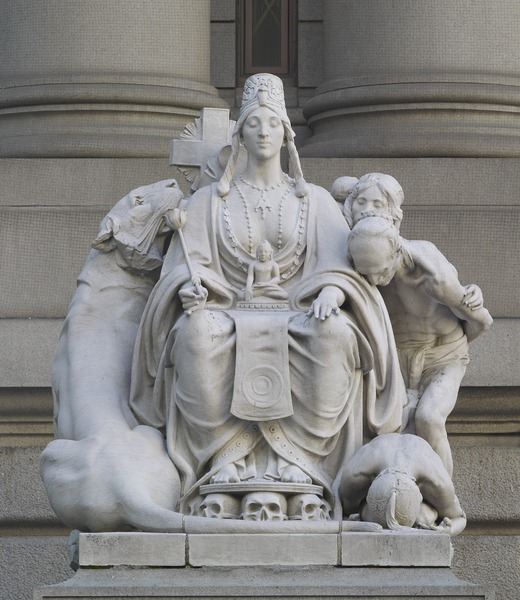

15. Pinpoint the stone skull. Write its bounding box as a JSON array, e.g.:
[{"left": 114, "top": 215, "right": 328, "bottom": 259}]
[
  {"left": 200, "top": 493, "right": 241, "bottom": 519},
  {"left": 241, "top": 491, "right": 288, "bottom": 521},
  {"left": 287, "top": 493, "right": 331, "bottom": 521}
]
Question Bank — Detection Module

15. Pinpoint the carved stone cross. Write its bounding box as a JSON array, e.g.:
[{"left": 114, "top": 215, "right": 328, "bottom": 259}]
[{"left": 170, "top": 107, "right": 234, "bottom": 193}]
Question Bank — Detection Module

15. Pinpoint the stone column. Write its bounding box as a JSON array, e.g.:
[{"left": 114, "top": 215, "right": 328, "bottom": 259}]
[
  {"left": 301, "top": 0, "right": 520, "bottom": 157},
  {"left": 0, "top": 0, "right": 226, "bottom": 157}
]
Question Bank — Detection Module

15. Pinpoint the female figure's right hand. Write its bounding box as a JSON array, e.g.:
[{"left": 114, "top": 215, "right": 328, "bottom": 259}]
[{"left": 179, "top": 284, "right": 208, "bottom": 314}]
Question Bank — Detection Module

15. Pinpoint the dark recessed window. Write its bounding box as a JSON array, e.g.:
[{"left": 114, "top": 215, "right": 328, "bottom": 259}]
[{"left": 238, "top": 0, "right": 297, "bottom": 84}]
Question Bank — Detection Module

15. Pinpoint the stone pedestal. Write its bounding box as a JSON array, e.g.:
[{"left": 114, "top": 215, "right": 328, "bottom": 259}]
[
  {"left": 301, "top": 0, "right": 520, "bottom": 158},
  {"left": 34, "top": 531, "right": 493, "bottom": 599}
]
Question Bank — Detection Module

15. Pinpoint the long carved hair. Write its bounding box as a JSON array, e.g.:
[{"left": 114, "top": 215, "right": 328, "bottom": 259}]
[{"left": 217, "top": 74, "right": 308, "bottom": 198}]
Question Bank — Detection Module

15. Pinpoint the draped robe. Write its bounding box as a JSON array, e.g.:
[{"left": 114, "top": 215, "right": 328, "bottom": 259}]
[{"left": 129, "top": 183, "right": 405, "bottom": 514}]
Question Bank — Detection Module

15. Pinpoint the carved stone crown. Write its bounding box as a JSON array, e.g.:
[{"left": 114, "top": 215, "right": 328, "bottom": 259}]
[{"left": 240, "top": 73, "right": 286, "bottom": 116}]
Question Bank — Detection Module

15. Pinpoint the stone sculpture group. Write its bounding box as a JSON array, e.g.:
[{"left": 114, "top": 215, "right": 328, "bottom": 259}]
[{"left": 41, "top": 74, "right": 492, "bottom": 536}]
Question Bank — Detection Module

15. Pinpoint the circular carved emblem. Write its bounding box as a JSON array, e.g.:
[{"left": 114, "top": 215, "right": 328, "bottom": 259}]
[{"left": 242, "top": 365, "right": 284, "bottom": 408}]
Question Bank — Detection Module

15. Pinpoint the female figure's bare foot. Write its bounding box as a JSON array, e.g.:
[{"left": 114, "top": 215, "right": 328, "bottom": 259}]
[
  {"left": 210, "top": 463, "right": 240, "bottom": 484},
  {"left": 280, "top": 464, "right": 311, "bottom": 484}
]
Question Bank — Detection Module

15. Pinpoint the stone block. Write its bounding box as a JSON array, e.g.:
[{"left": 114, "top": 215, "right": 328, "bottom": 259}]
[
  {"left": 299, "top": 0, "right": 323, "bottom": 21},
  {"left": 0, "top": 158, "right": 178, "bottom": 208},
  {"left": 452, "top": 535, "right": 519, "bottom": 600},
  {"left": 211, "top": 0, "right": 235, "bottom": 22},
  {"left": 187, "top": 533, "right": 338, "bottom": 566},
  {"left": 298, "top": 22, "right": 323, "bottom": 88},
  {"left": 0, "top": 446, "right": 58, "bottom": 525},
  {"left": 1, "top": 536, "right": 70, "bottom": 600},
  {"left": 1, "top": 206, "right": 103, "bottom": 317},
  {"left": 340, "top": 531, "right": 452, "bottom": 567},
  {"left": 0, "top": 319, "right": 62, "bottom": 387},
  {"left": 463, "top": 319, "right": 520, "bottom": 386},
  {"left": 448, "top": 387, "right": 520, "bottom": 444},
  {"left": 211, "top": 22, "right": 236, "bottom": 89},
  {"left": 299, "top": 158, "right": 520, "bottom": 209},
  {"left": 452, "top": 446, "right": 520, "bottom": 524},
  {"left": 0, "top": 157, "right": 187, "bottom": 319},
  {"left": 78, "top": 532, "right": 186, "bottom": 567}
]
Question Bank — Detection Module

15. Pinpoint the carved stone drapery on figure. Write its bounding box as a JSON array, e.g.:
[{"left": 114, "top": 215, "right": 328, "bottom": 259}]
[
  {"left": 129, "top": 74, "right": 405, "bottom": 517},
  {"left": 40, "top": 74, "right": 488, "bottom": 536}
]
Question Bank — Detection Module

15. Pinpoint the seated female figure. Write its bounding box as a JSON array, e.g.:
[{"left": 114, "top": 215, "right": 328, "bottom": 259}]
[{"left": 130, "top": 74, "right": 404, "bottom": 515}]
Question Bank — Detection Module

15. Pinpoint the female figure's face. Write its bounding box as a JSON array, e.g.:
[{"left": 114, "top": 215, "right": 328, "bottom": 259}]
[
  {"left": 241, "top": 106, "right": 285, "bottom": 161},
  {"left": 351, "top": 185, "right": 388, "bottom": 225}
]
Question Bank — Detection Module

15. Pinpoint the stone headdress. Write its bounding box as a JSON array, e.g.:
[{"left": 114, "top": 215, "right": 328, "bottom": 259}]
[{"left": 217, "top": 73, "right": 308, "bottom": 198}]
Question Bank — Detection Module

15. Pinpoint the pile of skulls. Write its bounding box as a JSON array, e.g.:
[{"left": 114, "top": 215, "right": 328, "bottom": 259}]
[{"left": 198, "top": 492, "right": 331, "bottom": 521}]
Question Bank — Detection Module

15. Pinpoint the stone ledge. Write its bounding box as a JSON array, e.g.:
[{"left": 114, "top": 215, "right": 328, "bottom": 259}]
[
  {"left": 34, "top": 565, "right": 494, "bottom": 599},
  {"left": 76, "top": 531, "right": 452, "bottom": 568}
]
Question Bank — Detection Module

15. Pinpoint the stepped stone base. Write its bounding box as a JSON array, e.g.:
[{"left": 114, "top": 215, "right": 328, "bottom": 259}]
[{"left": 33, "top": 532, "right": 494, "bottom": 599}]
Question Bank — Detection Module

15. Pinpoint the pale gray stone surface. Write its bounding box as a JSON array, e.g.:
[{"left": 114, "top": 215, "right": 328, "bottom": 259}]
[
  {"left": 341, "top": 531, "right": 452, "bottom": 567},
  {"left": 298, "top": 0, "right": 323, "bottom": 21},
  {"left": 210, "top": 0, "right": 235, "bottom": 22},
  {"left": 0, "top": 388, "right": 54, "bottom": 447},
  {"left": 300, "top": 158, "right": 520, "bottom": 208},
  {"left": 0, "top": 158, "right": 183, "bottom": 207},
  {"left": 0, "top": 446, "right": 57, "bottom": 524},
  {"left": 79, "top": 533, "right": 186, "bottom": 567},
  {"left": 0, "top": 0, "right": 226, "bottom": 157},
  {"left": 0, "top": 158, "right": 187, "bottom": 319},
  {"left": 34, "top": 565, "right": 492, "bottom": 599},
  {"left": 302, "top": 0, "right": 520, "bottom": 157},
  {"left": 74, "top": 530, "right": 454, "bottom": 568},
  {"left": 211, "top": 23, "right": 236, "bottom": 89},
  {"left": 0, "top": 536, "right": 70, "bottom": 600},
  {"left": 453, "top": 535, "right": 519, "bottom": 600},
  {"left": 188, "top": 533, "right": 338, "bottom": 567},
  {"left": 298, "top": 22, "right": 323, "bottom": 88},
  {"left": 453, "top": 446, "right": 520, "bottom": 524},
  {"left": 0, "top": 320, "right": 63, "bottom": 387},
  {"left": 463, "top": 319, "right": 520, "bottom": 386}
]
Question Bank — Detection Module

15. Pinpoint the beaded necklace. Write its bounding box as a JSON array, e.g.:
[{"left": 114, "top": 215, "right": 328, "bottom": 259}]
[
  {"left": 223, "top": 177, "right": 307, "bottom": 277},
  {"left": 238, "top": 174, "right": 291, "bottom": 220}
]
